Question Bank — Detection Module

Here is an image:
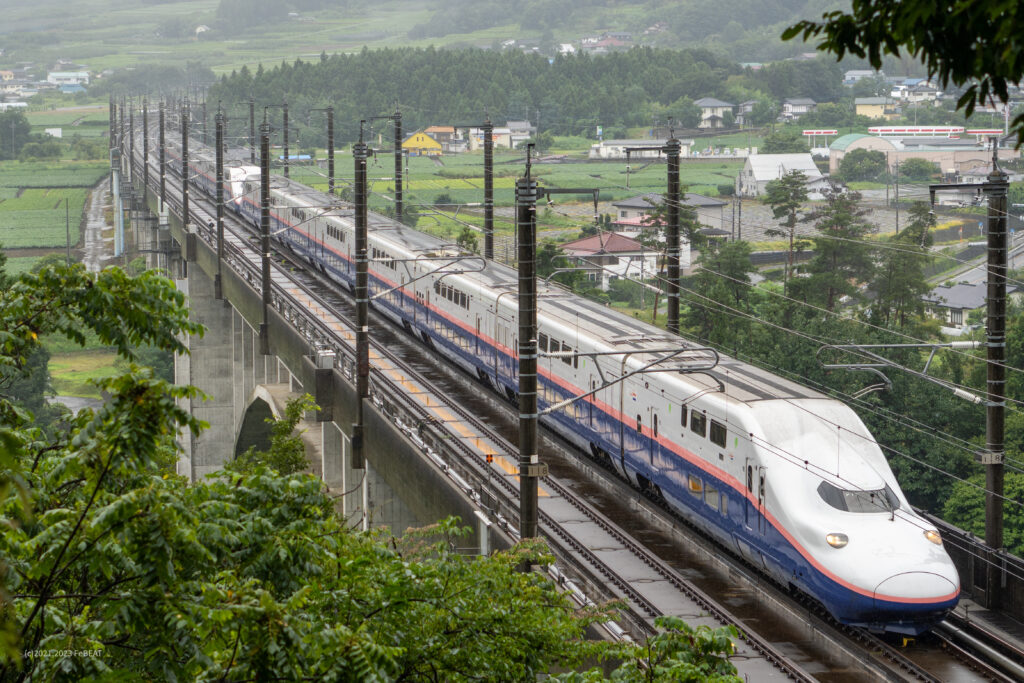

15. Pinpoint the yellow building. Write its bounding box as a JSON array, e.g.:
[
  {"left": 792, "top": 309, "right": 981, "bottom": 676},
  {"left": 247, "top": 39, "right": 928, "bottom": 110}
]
[
  {"left": 403, "top": 132, "right": 443, "bottom": 157},
  {"left": 854, "top": 97, "right": 901, "bottom": 120}
]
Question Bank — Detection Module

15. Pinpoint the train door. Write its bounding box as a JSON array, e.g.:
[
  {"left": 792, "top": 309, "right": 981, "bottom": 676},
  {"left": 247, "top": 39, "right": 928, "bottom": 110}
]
[
  {"left": 743, "top": 460, "right": 756, "bottom": 530},
  {"left": 648, "top": 407, "right": 658, "bottom": 465},
  {"left": 756, "top": 467, "right": 767, "bottom": 535}
]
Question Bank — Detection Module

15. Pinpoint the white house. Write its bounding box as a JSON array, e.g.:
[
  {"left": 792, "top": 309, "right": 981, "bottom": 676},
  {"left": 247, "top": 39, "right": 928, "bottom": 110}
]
[
  {"left": 588, "top": 138, "right": 694, "bottom": 160},
  {"left": 781, "top": 98, "right": 816, "bottom": 121},
  {"left": 46, "top": 71, "right": 89, "bottom": 86},
  {"left": 736, "top": 153, "right": 828, "bottom": 198},
  {"left": 693, "top": 97, "right": 734, "bottom": 129}
]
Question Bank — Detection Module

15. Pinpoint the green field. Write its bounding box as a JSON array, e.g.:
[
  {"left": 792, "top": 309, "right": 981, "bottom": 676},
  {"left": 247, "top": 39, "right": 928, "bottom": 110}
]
[
  {"left": 0, "top": 161, "right": 106, "bottom": 249},
  {"left": 3, "top": 256, "right": 42, "bottom": 276}
]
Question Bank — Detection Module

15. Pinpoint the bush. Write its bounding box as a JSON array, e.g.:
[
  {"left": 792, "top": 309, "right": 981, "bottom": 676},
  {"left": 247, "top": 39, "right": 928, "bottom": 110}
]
[{"left": 716, "top": 183, "right": 735, "bottom": 196}]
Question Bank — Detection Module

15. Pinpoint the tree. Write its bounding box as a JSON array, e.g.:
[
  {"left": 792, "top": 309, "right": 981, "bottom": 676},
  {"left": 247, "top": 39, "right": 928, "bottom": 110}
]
[
  {"left": 748, "top": 99, "right": 778, "bottom": 127},
  {"left": 799, "top": 185, "right": 877, "bottom": 311},
  {"left": 943, "top": 473, "right": 1024, "bottom": 557},
  {"left": 785, "top": 2, "right": 1024, "bottom": 146},
  {"left": 558, "top": 616, "right": 740, "bottom": 682},
  {"left": 899, "top": 157, "right": 937, "bottom": 182},
  {"left": 1, "top": 262, "right": 657, "bottom": 679},
  {"left": 869, "top": 202, "right": 934, "bottom": 328},
  {"left": 763, "top": 170, "right": 809, "bottom": 287},
  {"left": 760, "top": 128, "right": 805, "bottom": 153},
  {"left": 232, "top": 394, "right": 318, "bottom": 475},
  {"left": 682, "top": 240, "right": 756, "bottom": 348},
  {"left": 838, "top": 148, "right": 887, "bottom": 182},
  {"left": 0, "top": 111, "right": 31, "bottom": 161},
  {"left": 456, "top": 225, "right": 479, "bottom": 252}
]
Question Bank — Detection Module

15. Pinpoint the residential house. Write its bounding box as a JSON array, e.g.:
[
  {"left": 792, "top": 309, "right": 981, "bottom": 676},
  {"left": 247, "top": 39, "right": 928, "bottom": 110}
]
[
  {"left": 506, "top": 120, "right": 535, "bottom": 148},
  {"left": 735, "top": 100, "right": 758, "bottom": 127},
  {"left": 0, "top": 70, "right": 13, "bottom": 81},
  {"left": 854, "top": 97, "right": 901, "bottom": 120},
  {"left": 844, "top": 69, "right": 883, "bottom": 85},
  {"left": 693, "top": 97, "right": 735, "bottom": 129},
  {"left": 46, "top": 71, "right": 89, "bottom": 86},
  {"left": 923, "top": 282, "right": 1022, "bottom": 333},
  {"left": 403, "top": 131, "right": 443, "bottom": 156},
  {"left": 905, "top": 82, "right": 942, "bottom": 104},
  {"left": 610, "top": 192, "right": 727, "bottom": 234},
  {"left": 467, "top": 127, "right": 512, "bottom": 150},
  {"left": 588, "top": 138, "right": 694, "bottom": 160},
  {"left": 781, "top": 97, "right": 816, "bottom": 121},
  {"left": 559, "top": 233, "right": 665, "bottom": 290},
  {"left": 424, "top": 125, "right": 456, "bottom": 144},
  {"left": 735, "top": 153, "right": 828, "bottom": 199}
]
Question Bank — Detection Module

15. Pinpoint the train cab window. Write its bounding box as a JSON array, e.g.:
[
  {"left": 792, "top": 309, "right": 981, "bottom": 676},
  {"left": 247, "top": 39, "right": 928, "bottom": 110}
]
[
  {"left": 679, "top": 407, "right": 687, "bottom": 429},
  {"left": 817, "top": 481, "right": 900, "bottom": 513},
  {"left": 636, "top": 414, "right": 642, "bottom": 434},
  {"left": 709, "top": 420, "right": 727, "bottom": 448},
  {"left": 539, "top": 333, "right": 549, "bottom": 352},
  {"left": 704, "top": 483, "right": 718, "bottom": 509},
  {"left": 687, "top": 475, "right": 702, "bottom": 497},
  {"left": 690, "top": 411, "right": 707, "bottom": 437}
]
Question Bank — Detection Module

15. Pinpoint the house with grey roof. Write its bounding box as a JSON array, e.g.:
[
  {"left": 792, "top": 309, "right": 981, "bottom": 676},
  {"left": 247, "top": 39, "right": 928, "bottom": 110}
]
[
  {"left": 922, "top": 281, "right": 1022, "bottom": 333},
  {"left": 610, "top": 192, "right": 728, "bottom": 235},
  {"left": 781, "top": 98, "right": 816, "bottom": 121},
  {"left": 693, "top": 97, "right": 734, "bottom": 129}
]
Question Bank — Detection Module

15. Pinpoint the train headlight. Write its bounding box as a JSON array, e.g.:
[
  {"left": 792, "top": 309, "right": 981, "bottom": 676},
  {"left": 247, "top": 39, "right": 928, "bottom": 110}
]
[
  {"left": 924, "top": 529, "right": 943, "bottom": 546},
  {"left": 826, "top": 533, "right": 848, "bottom": 548}
]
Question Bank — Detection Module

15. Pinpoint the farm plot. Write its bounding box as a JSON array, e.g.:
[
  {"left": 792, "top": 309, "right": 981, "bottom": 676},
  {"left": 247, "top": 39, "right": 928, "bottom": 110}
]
[
  {"left": 0, "top": 161, "right": 108, "bottom": 189},
  {"left": 0, "top": 188, "right": 88, "bottom": 248}
]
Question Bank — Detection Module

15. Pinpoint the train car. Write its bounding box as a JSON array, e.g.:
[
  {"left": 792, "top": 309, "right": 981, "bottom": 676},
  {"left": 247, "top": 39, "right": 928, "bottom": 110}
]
[{"left": 161, "top": 135, "right": 960, "bottom": 635}]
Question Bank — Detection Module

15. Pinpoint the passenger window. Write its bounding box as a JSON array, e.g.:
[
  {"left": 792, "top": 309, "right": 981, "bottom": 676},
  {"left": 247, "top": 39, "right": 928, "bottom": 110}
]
[
  {"left": 688, "top": 475, "right": 702, "bottom": 497},
  {"left": 746, "top": 466, "right": 753, "bottom": 492},
  {"left": 539, "top": 333, "right": 548, "bottom": 352},
  {"left": 636, "top": 414, "right": 642, "bottom": 434},
  {"left": 704, "top": 483, "right": 718, "bottom": 509},
  {"left": 720, "top": 495, "right": 728, "bottom": 516},
  {"left": 690, "top": 411, "right": 707, "bottom": 437},
  {"left": 561, "top": 342, "right": 572, "bottom": 365},
  {"left": 680, "top": 407, "right": 687, "bottom": 429},
  {"left": 709, "top": 420, "right": 726, "bottom": 447},
  {"left": 653, "top": 414, "right": 658, "bottom": 438}
]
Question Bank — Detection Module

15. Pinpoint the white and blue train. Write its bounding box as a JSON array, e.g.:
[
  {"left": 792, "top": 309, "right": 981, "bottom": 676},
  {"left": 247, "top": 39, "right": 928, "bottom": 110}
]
[{"left": 163, "top": 139, "right": 960, "bottom": 635}]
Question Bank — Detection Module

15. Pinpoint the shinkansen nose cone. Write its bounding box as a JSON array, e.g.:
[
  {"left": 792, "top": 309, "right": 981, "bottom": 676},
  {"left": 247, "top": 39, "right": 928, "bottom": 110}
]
[{"left": 873, "top": 571, "right": 959, "bottom": 607}]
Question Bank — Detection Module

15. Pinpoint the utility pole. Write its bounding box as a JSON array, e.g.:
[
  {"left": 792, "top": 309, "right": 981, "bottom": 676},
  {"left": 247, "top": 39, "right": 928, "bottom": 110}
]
[
  {"left": 517, "top": 145, "right": 540, "bottom": 539},
  {"left": 128, "top": 100, "right": 134, "bottom": 183},
  {"left": 928, "top": 139, "right": 1008, "bottom": 609},
  {"left": 65, "top": 198, "right": 70, "bottom": 265},
  {"left": 181, "top": 100, "right": 190, "bottom": 233},
  {"left": 201, "top": 99, "right": 208, "bottom": 145},
  {"left": 665, "top": 136, "right": 681, "bottom": 335},
  {"left": 352, "top": 127, "right": 369, "bottom": 470},
  {"left": 327, "top": 106, "right": 335, "bottom": 195},
  {"left": 984, "top": 140, "right": 1008, "bottom": 609},
  {"left": 394, "top": 107, "right": 403, "bottom": 223},
  {"left": 484, "top": 118, "right": 494, "bottom": 259},
  {"left": 249, "top": 97, "right": 256, "bottom": 164},
  {"left": 159, "top": 101, "right": 166, "bottom": 208},
  {"left": 259, "top": 112, "right": 271, "bottom": 355},
  {"left": 215, "top": 108, "right": 225, "bottom": 300},
  {"left": 142, "top": 98, "right": 149, "bottom": 192},
  {"left": 894, "top": 157, "right": 900, "bottom": 235},
  {"left": 282, "top": 101, "right": 289, "bottom": 178}
]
